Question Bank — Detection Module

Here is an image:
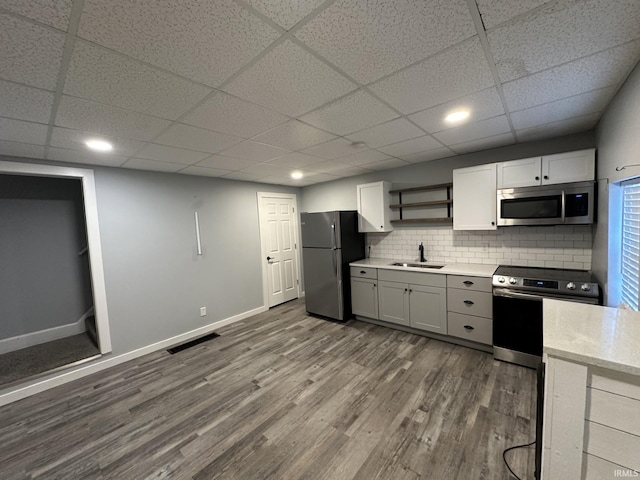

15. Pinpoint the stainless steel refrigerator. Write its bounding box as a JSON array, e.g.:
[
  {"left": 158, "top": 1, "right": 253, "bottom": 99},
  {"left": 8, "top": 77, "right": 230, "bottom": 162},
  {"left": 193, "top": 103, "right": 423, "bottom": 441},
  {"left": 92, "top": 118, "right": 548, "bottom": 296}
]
[{"left": 301, "top": 211, "right": 365, "bottom": 320}]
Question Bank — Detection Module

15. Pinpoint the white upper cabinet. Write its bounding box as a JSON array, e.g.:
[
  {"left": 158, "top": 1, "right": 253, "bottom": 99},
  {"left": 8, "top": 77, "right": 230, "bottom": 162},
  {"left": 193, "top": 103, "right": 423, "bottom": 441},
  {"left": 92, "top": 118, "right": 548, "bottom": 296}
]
[
  {"left": 453, "top": 163, "right": 497, "bottom": 231},
  {"left": 496, "top": 156, "right": 542, "bottom": 189},
  {"left": 356, "top": 181, "right": 393, "bottom": 232},
  {"left": 542, "top": 149, "right": 595, "bottom": 185},
  {"left": 497, "top": 149, "right": 595, "bottom": 189}
]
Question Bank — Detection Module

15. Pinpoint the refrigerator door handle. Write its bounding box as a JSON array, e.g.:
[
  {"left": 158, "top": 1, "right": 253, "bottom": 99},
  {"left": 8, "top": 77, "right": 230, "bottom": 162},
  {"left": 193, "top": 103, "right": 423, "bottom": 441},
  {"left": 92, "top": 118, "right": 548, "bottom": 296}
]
[
  {"left": 331, "top": 223, "right": 337, "bottom": 250},
  {"left": 335, "top": 250, "right": 343, "bottom": 319}
]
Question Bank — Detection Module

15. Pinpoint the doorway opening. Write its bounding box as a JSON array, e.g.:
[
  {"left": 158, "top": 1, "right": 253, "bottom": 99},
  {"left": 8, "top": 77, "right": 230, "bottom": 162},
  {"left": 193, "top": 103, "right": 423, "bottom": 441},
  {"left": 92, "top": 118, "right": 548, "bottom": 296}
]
[{"left": 0, "top": 160, "right": 111, "bottom": 388}]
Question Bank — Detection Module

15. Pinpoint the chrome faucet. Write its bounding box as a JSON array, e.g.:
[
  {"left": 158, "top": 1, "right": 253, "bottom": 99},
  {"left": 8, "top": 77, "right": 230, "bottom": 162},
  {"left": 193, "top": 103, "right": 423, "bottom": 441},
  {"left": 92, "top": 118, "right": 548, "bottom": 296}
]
[{"left": 419, "top": 242, "right": 426, "bottom": 262}]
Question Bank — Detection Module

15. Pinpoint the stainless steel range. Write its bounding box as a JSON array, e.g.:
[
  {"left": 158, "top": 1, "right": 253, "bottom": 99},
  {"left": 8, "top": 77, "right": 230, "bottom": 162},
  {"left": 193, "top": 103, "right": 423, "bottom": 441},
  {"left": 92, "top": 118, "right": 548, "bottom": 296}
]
[{"left": 492, "top": 265, "right": 600, "bottom": 368}]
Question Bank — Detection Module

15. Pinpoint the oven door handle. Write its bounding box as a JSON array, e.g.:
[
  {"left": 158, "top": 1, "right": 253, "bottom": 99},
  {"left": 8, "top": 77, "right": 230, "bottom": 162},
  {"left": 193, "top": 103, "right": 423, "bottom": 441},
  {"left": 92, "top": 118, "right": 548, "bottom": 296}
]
[{"left": 492, "top": 288, "right": 544, "bottom": 301}]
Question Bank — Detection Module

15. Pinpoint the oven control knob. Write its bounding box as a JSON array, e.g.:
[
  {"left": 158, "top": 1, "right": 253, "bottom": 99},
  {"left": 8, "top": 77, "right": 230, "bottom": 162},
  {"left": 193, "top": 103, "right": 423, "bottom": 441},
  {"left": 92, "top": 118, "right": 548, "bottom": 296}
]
[
  {"left": 566, "top": 282, "right": 576, "bottom": 290},
  {"left": 581, "top": 283, "right": 591, "bottom": 292},
  {"left": 498, "top": 277, "right": 505, "bottom": 283},
  {"left": 509, "top": 277, "right": 517, "bottom": 285}
]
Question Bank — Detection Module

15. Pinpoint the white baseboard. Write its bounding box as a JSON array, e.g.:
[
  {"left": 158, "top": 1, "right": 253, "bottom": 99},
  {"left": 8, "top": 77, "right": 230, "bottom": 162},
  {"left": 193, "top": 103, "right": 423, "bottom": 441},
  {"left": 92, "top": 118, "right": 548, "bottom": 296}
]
[
  {"left": 0, "top": 305, "right": 267, "bottom": 407},
  {"left": 0, "top": 308, "right": 94, "bottom": 355}
]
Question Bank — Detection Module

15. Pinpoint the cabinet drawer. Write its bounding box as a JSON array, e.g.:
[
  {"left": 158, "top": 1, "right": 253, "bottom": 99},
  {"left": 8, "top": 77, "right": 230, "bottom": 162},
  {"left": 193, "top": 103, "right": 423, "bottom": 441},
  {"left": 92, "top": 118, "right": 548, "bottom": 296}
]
[
  {"left": 378, "top": 269, "right": 446, "bottom": 287},
  {"left": 447, "top": 312, "right": 492, "bottom": 345},
  {"left": 447, "top": 288, "right": 492, "bottom": 318},
  {"left": 446, "top": 275, "right": 492, "bottom": 292},
  {"left": 350, "top": 266, "right": 377, "bottom": 280}
]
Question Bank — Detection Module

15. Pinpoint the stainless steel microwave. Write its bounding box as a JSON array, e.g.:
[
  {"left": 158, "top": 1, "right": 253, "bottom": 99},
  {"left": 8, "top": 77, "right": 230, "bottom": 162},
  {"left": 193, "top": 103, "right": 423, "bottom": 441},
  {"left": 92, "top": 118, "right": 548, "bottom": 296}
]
[{"left": 497, "top": 181, "right": 595, "bottom": 226}]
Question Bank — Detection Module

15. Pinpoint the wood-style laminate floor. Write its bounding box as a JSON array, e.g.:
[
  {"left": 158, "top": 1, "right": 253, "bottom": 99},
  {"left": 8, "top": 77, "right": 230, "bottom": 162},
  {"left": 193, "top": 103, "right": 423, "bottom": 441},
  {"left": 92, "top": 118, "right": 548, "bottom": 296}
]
[{"left": 0, "top": 299, "right": 536, "bottom": 480}]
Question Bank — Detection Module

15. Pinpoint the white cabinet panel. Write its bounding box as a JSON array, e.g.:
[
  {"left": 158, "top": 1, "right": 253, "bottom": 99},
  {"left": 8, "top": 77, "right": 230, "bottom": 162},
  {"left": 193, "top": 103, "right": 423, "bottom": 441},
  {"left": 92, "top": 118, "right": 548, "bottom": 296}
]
[
  {"left": 351, "top": 277, "right": 378, "bottom": 319},
  {"left": 542, "top": 149, "right": 595, "bottom": 185},
  {"left": 453, "top": 163, "right": 497, "bottom": 230},
  {"left": 357, "top": 181, "right": 392, "bottom": 232},
  {"left": 496, "top": 156, "right": 542, "bottom": 188},
  {"left": 378, "top": 280, "right": 409, "bottom": 326},
  {"left": 408, "top": 284, "right": 447, "bottom": 334}
]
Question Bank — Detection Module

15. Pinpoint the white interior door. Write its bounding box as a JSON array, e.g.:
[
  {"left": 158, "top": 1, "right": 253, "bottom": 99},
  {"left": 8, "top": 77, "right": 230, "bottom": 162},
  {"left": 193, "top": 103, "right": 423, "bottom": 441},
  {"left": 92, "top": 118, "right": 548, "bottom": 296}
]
[{"left": 258, "top": 193, "right": 300, "bottom": 308}]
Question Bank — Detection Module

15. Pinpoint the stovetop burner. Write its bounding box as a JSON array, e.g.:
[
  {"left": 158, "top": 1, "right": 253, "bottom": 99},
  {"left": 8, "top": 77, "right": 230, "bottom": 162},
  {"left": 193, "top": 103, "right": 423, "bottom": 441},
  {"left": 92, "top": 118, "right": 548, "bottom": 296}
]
[{"left": 493, "top": 265, "right": 599, "bottom": 298}]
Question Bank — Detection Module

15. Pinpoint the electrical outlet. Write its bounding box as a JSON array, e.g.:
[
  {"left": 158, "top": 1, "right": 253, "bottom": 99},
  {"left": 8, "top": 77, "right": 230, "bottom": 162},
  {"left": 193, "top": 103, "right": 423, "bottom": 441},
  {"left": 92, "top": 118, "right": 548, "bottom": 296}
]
[
  {"left": 200, "top": 307, "right": 207, "bottom": 317},
  {"left": 480, "top": 242, "right": 489, "bottom": 253}
]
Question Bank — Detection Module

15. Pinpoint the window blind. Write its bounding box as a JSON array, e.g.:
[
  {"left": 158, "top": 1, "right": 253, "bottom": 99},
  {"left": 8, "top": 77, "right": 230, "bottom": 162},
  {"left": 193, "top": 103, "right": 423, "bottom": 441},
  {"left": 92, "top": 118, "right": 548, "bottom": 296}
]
[{"left": 621, "top": 181, "right": 640, "bottom": 310}]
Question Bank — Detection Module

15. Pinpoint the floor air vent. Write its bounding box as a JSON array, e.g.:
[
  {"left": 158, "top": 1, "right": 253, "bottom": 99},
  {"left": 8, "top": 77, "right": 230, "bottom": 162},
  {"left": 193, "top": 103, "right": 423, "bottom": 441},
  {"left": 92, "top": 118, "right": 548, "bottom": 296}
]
[{"left": 167, "top": 332, "right": 220, "bottom": 354}]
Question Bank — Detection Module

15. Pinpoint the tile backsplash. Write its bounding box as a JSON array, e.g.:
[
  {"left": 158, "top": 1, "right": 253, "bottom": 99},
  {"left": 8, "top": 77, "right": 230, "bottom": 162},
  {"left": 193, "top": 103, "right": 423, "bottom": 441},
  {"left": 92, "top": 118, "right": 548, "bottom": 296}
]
[{"left": 367, "top": 225, "right": 593, "bottom": 270}]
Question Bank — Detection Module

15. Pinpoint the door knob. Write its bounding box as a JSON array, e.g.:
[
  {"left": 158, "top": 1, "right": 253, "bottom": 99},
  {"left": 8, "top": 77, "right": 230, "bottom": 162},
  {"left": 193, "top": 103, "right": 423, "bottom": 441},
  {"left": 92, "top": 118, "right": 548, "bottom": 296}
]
[{"left": 267, "top": 256, "right": 275, "bottom": 261}]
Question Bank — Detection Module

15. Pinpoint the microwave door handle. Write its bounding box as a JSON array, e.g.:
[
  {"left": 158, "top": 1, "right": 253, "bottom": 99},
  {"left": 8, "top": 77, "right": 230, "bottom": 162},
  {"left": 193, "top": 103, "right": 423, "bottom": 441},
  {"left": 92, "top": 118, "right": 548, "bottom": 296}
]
[{"left": 561, "top": 190, "right": 566, "bottom": 223}]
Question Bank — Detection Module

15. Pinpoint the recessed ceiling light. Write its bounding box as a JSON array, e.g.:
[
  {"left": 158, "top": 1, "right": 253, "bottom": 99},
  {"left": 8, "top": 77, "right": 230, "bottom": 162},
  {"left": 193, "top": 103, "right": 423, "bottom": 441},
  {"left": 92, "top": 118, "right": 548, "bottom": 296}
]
[
  {"left": 291, "top": 171, "right": 304, "bottom": 180},
  {"left": 444, "top": 110, "right": 470, "bottom": 124},
  {"left": 85, "top": 139, "right": 113, "bottom": 152}
]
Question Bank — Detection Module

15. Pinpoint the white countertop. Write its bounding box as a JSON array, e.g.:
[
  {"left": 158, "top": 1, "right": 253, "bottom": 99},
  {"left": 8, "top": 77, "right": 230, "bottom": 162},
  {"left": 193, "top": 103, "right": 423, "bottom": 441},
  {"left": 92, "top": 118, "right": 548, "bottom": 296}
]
[
  {"left": 543, "top": 299, "right": 640, "bottom": 376},
  {"left": 349, "top": 257, "right": 498, "bottom": 278}
]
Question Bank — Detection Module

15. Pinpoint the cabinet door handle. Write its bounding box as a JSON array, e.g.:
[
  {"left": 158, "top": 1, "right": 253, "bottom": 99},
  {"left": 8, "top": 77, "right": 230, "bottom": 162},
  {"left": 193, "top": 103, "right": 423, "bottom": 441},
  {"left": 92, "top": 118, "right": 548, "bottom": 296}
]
[
  {"left": 409, "top": 289, "right": 412, "bottom": 293},
  {"left": 360, "top": 270, "right": 366, "bottom": 274},
  {"left": 535, "top": 176, "right": 540, "bottom": 180},
  {"left": 463, "top": 300, "right": 474, "bottom": 305},
  {"left": 373, "top": 283, "right": 376, "bottom": 288},
  {"left": 463, "top": 281, "right": 474, "bottom": 286},
  {"left": 463, "top": 325, "right": 474, "bottom": 331},
  {"left": 491, "top": 221, "right": 495, "bottom": 226},
  {"left": 543, "top": 175, "right": 549, "bottom": 180},
  {"left": 404, "top": 288, "right": 408, "bottom": 292}
]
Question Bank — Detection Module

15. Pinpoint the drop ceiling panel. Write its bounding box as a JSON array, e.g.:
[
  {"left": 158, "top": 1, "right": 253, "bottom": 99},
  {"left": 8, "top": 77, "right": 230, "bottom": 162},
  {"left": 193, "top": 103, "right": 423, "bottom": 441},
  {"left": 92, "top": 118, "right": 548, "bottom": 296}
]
[
  {"left": 78, "top": 0, "right": 280, "bottom": 86},
  {"left": 301, "top": 172, "right": 339, "bottom": 183},
  {"left": 301, "top": 138, "right": 362, "bottom": 159},
  {"left": 449, "top": 132, "right": 516, "bottom": 155},
  {"left": 329, "top": 165, "right": 373, "bottom": 178},
  {"left": 295, "top": 0, "right": 475, "bottom": 84},
  {"left": 378, "top": 135, "right": 443, "bottom": 157},
  {"left": 178, "top": 165, "right": 233, "bottom": 177},
  {"left": 0, "top": 117, "right": 48, "bottom": 145},
  {"left": 0, "top": 79, "right": 54, "bottom": 123},
  {"left": 135, "top": 144, "right": 210, "bottom": 165},
  {"left": 338, "top": 150, "right": 391, "bottom": 166},
  {"left": 55, "top": 96, "right": 171, "bottom": 141},
  {"left": 64, "top": 41, "right": 212, "bottom": 120},
  {"left": 516, "top": 113, "right": 600, "bottom": 142},
  {"left": 503, "top": 41, "right": 640, "bottom": 111},
  {"left": 370, "top": 38, "right": 495, "bottom": 114},
  {"left": 225, "top": 40, "right": 356, "bottom": 117},
  {"left": 0, "top": 140, "right": 45, "bottom": 159},
  {"left": 47, "top": 146, "right": 127, "bottom": 166},
  {"left": 476, "top": 0, "right": 552, "bottom": 29},
  {"left": 154, "top": 124, "right": 242, "bottom": 154},
  {"left": 182, "top": 92, "right": 289, "bottom": 138},
  {"left": 489, "top": 0, "right": 640, "bottom": 82},
  {"left": 307, "top": 160, "right": 351, "bottom": 173},
  {"left": 236, "top": 163, "right": 291, "bottom": 176},
  {"left": 299, "top": 89, "right": 398, "bottom": 135},
  {"left": 401, "top": 147, "right": 455, "bottom": 163},
  {"left": 50, "top": 127, "right": 145, "bottom": 156},
  {"left": 408, "top": 88, "right": 505, "bottom": 134},
  {"left": 222, "top": 170, "right": 266, "bottom": 182},
  {"left": 510, "top": 86, "right": 616, "bottom": 130},
  {"left": 196, "top": 155, "right": 258, "bottom": 171},
  {"left": 0, "top": 14, "right": 65, "bottom": 90},
  {"left": 366, "top": 158, "right": 411, "bottom": 170},
  {"left": 433, "top": 115, "right": 511, "bottom": 145},
  {"left": 245, "top": 0, "right": 325, "bottom": 30},
  {"left": 0, "top": 0, "right": 73, "bottom": 30},
  {"left": 266, "top": 152, "right": 326, "bottom": 168},
  {"left": 250, "top": 120, "right": 336, "bottom": 150},
  {"left": 346, "top": 118, "right": 424, "bottom": 148},
  {"left": 221, "top": 140, "right": 290, "bottom": 161},
  {"left": 123, "top": 158, "right": 186, "bottom": 173}
]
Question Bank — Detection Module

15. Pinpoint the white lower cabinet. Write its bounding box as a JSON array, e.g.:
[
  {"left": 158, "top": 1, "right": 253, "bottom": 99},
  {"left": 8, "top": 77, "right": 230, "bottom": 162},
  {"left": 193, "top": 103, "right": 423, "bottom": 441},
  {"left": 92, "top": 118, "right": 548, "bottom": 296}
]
[
  {"left": 408, "top": 284, "right": 448, "bottom": 334},
  {"left": 378, "top": 281, "right": 410, "bottom": 326}
]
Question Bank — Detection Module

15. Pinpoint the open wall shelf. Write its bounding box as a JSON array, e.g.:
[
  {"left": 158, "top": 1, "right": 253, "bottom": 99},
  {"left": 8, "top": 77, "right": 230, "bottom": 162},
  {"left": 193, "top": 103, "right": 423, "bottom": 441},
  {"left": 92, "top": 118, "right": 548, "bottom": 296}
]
[{"left": 389, "top": 182, "right": 453, "bottom": 225}]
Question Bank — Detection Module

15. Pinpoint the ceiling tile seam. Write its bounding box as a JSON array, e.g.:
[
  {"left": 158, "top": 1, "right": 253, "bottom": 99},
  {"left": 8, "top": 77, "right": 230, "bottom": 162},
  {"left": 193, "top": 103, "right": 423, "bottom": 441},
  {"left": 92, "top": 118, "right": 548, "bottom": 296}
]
[
  {"left": 242, "top": 118, "right": 339, "bottom": 147},
  {"left": 514, "top": 111, "right": 601, "bottom": 135},
  {"left": 0, "top": 6, "right": 71, "bottom": 34},
  {"left": 499, "top": 37, "right": 640, "bottom": 86},
  {"left": 465, "top": 0, "right": 517, "bottom": 141},
  {"left": 0, "top": 114, "right": 51, "bottom": 128},
  {"left": 0, "top": 138, "right": 48, "bottom": 149},
  {"left": 43, "top": 0, "right": 85, "bottom": 160},
  {"left": 481, "top": 0, "right": 562, "bottom": 34},
  {"left": 0, "top": 76, "right": 57, "bottom": 94},
  {"left": 429, "top": 112, "right": 513, "bottom": 136},
  {"left": 506, "top": 85, "right": 619, "bottom": 116}
]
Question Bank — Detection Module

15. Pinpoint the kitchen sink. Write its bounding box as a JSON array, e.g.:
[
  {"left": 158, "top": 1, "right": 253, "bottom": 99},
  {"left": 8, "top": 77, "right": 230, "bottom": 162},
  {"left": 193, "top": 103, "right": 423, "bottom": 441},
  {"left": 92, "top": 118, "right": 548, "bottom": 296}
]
[{"left": 390, "top": 262, "right": 444, "bottom": 269}]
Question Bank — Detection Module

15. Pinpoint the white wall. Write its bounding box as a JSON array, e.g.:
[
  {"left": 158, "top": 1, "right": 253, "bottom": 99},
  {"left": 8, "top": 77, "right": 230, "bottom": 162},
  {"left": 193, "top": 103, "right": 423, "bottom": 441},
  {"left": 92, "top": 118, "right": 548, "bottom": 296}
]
[
  {"left": 594, "top": 60, "right": 640, "bottom": 304},
  {"left": 302, "top": 132, "right": 595, "bottom": 270}
]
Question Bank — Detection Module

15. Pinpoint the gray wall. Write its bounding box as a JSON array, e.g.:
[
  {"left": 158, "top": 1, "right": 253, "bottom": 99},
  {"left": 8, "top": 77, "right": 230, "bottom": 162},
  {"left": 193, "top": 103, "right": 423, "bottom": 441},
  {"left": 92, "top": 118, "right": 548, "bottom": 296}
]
[
  {"left": 0, "top": 175, "right": 93, "bottom": 339},
  {"left": 302, "top": 132, "right": 595, "bottom": 212},
  {"left": 593, "top": 61, "right": 640, "bottom": 304},
  {"left": 91, "top": 167, "right": 298, "bottom": 354}
]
